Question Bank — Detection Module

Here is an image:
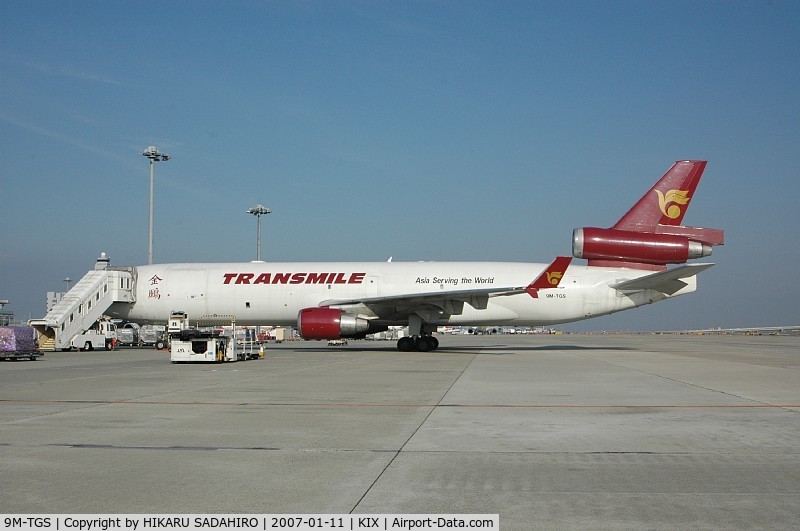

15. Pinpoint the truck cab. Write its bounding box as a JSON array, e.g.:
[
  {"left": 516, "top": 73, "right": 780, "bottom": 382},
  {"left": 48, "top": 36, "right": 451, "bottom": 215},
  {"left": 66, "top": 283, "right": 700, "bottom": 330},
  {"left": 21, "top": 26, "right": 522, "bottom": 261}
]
[{"left": 70, "top": 318, "right": 117, "bottom": 351}]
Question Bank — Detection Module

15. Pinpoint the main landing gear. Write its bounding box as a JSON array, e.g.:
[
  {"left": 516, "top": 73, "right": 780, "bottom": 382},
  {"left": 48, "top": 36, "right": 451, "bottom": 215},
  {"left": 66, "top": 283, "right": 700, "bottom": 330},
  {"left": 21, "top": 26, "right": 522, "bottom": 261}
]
[
  {"left": 397, "top": 335, "right": 439, "bottom": 352},
  {"left": 396, "top": 314, "right": 440, "bottom": 352}
]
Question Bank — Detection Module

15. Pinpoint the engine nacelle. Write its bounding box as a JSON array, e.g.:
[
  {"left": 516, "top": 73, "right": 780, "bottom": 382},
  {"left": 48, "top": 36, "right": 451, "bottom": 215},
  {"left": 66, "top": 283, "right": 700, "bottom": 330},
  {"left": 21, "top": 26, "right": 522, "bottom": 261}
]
[
  {"left": 573, "top": 227, "right": 712, "bottom": 266},
  {"left": 297, "top": 307, "right": 370, "bottom": 340}
]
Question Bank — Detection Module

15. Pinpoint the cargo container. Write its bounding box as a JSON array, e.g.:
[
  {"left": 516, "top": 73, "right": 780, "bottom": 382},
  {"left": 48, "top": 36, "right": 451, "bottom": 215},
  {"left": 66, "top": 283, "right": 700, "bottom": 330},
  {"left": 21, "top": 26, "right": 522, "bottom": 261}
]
[{"left": 0, "top": 326, "right": 43, "bottom": 360}]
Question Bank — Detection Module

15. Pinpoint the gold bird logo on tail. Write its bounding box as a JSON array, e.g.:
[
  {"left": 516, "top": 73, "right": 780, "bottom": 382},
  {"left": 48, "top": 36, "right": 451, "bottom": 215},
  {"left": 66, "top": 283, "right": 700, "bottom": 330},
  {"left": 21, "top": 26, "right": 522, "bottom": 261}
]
[{"left": 656, "top": 189, "right": 691, "bottom": 219}]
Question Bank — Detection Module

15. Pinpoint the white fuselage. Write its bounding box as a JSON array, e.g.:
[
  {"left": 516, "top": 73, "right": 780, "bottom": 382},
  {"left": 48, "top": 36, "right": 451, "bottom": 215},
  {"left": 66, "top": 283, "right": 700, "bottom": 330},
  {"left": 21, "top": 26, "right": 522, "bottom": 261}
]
[{"left": 106, "top": 261, "right": 694, "bottom": 327}]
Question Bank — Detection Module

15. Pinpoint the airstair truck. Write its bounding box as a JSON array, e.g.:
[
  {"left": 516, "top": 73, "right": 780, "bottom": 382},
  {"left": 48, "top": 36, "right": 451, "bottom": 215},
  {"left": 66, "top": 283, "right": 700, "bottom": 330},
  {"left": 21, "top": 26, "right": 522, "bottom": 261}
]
[{"left": 29, "top": 252, "right": 135, "bottom": 351}]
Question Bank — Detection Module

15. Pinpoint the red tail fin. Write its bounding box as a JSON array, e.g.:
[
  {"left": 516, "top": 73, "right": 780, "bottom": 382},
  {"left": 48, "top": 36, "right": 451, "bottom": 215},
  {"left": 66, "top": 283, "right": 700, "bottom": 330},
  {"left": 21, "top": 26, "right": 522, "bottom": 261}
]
[
  {"left": 613, "top": 160, "right": 706, "bottom": 231},
  {"left": 573, "top": 160, "right": 724, "bottom": 270}
]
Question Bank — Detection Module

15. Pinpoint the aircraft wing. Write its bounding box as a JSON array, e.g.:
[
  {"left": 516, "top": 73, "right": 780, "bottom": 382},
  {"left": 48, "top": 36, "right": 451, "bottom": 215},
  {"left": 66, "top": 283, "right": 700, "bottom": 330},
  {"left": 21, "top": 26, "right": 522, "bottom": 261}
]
[
  {"left": 320, "top": 257, "right": 572, "bottom": 319},
  {"left": 320, "top": 285, "right": 525, "bottom": 316},
  {"left": 610, "top": 263, "right": 715, "bottom": 295}
]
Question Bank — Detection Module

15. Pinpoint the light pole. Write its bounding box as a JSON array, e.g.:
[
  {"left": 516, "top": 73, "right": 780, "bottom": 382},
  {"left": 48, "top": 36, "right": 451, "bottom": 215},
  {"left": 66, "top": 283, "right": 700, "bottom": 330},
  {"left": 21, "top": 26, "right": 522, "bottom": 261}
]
[
  {"left": 246, "top": 204, "right": 271, "bottom": 261},
  {"left": 141, "top": 146, "right": 170, "bottom": 265}
]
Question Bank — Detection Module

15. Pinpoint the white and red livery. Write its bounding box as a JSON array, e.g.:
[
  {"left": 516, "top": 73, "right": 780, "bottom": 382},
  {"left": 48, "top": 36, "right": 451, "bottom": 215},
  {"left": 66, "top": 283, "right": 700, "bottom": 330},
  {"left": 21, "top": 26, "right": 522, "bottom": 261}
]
[{"left": 104, "top": 160, "right": 724, "bottom": 351}]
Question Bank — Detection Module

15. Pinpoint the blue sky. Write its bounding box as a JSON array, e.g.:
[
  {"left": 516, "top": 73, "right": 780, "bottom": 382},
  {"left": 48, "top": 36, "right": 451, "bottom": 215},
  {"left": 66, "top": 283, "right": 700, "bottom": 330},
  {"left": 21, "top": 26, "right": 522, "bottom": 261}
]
[{"left": 1, "top": 1, "right": 799, "bottom": 330}]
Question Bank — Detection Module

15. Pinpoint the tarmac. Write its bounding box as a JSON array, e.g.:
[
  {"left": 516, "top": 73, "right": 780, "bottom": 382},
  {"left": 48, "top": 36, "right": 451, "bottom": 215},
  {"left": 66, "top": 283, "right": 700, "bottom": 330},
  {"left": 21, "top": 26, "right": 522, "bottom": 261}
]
[{"left": 1, "top": 333, "right": 798, "bottom": 529}]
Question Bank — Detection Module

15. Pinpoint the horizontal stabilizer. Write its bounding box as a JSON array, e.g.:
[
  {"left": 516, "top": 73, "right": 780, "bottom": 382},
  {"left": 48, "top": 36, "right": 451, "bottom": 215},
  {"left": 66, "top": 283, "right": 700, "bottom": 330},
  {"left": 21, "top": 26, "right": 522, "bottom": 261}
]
[{"left": 611, "top": 263, "right": 715, "bottom": 295}]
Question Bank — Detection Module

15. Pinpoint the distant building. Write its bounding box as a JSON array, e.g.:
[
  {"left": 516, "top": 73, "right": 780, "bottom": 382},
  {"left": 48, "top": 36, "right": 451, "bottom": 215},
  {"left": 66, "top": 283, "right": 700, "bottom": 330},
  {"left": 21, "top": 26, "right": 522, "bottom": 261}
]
[
  {"left": 0, "top": 298, "right": 13, "bottom": 325},
  {"left": 46, "top": 292, "right": 66, "bottom": 314}
]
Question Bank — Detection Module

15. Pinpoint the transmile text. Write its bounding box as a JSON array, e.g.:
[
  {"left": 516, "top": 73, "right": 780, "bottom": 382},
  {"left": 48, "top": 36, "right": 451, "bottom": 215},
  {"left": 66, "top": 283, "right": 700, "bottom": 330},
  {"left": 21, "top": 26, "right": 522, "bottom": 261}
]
[{"left": 222, "top": 272, "right": 366, "bottom": 285}]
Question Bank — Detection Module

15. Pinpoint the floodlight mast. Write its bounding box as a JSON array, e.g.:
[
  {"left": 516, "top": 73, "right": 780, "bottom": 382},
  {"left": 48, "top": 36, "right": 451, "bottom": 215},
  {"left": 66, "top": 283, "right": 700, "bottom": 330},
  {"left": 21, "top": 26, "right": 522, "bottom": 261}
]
[
  {"left": 141, "top": 146, "right": 170, "bottom": 265},
  {"left": 246, "top": 204, "right": 271, "bottom": 261}
]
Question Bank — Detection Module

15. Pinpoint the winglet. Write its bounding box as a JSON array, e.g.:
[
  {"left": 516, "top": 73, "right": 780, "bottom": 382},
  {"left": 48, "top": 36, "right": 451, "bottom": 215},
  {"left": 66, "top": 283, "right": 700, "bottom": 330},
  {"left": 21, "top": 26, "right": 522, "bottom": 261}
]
[{"left": 526, "top": 256, "right": 572, "bottom": 298}]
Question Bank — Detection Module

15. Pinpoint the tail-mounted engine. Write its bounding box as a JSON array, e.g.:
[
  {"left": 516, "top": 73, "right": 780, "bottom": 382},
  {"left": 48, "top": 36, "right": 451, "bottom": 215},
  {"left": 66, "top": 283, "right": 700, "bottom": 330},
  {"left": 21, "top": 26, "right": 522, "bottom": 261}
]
[
  {"left": 297, "top": 307, "right": 373, "bottom": 340},
  {"left": 573, "top": 227, "right": 714, "bottom": 269},
  {"left": 572, "top": 160, "right": 724, "bottom": 270}
]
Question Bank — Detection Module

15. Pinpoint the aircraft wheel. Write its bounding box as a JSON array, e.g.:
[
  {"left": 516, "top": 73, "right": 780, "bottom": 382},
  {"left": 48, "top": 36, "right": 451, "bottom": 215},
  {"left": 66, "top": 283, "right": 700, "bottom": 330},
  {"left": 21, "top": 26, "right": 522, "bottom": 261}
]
[
  {"left": 430, "top": 336, "right": 439, "bottom": 350},
  {"left": 416, "top": 336, "right": 434, "bottom": 352},
  {"left": 397, "top": 337, "right": 414, "bottom": 352}
]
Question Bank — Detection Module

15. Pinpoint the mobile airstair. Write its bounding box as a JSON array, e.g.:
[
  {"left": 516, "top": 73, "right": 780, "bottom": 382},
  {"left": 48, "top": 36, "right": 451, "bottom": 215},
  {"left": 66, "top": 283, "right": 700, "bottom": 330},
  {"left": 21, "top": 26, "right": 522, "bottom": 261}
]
[{"left": 29, "top": 253, "right": 137, "bottom": 351}]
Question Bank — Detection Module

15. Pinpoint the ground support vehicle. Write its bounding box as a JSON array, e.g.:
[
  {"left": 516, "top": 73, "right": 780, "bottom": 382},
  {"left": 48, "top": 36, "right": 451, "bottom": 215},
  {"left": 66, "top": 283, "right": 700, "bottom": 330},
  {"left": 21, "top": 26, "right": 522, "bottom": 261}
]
[
  {"left": 114, "top": 326, "right": 138, "bottom": 346},
  {"left": 0, "top": 326, "right": 43, "bottom": 361},
  {"left": 69, "top": 318, "right": 117, "bottom": 351},
  {"left": 139, "top": 325, "right": 167, "bottom": 348},
  {"left": 169, "top": 329, "right": 234, "bottom": 363},
  {"left": 234, "top": 327, "right": 262, "bottom": 360},
  {"left": 70, "top": 331, "right": 108, "bottom": 351}
]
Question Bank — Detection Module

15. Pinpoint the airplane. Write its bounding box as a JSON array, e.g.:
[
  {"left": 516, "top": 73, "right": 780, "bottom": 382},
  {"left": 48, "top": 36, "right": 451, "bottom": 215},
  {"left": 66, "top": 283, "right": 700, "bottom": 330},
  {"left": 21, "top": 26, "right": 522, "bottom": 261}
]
[{"left": 103, "top": 160, "right": 724, "bottom": 352}]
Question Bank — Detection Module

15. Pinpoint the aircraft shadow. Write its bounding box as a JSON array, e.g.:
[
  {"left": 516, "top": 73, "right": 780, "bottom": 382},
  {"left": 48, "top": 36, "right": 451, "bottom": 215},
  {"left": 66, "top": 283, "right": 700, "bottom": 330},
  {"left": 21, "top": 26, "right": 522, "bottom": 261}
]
[
  {"left": 272, "top": 344, "right": 637, "bottom": 354},
  {"left": 443, "top": 344, "right": 637, "bottom": 353}
]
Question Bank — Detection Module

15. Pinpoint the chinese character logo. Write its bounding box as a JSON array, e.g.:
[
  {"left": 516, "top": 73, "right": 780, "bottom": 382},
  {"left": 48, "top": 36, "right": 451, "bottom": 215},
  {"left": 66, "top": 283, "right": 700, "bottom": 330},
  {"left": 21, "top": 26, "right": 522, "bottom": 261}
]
[{"left": 148, "top": 275, "right": 163, "bottom": 299}]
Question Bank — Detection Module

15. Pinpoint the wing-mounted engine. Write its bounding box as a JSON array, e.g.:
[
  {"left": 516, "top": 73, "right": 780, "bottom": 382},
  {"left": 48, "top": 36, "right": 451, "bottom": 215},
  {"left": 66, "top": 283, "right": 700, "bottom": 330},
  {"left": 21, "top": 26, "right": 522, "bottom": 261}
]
[{"left": 297, "top": 307, "right": 385, "bottom": 340}]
